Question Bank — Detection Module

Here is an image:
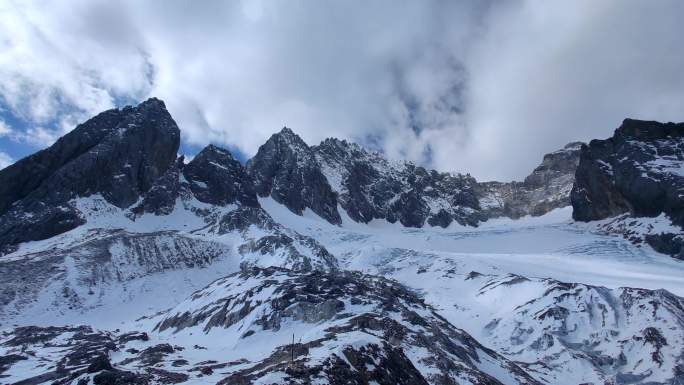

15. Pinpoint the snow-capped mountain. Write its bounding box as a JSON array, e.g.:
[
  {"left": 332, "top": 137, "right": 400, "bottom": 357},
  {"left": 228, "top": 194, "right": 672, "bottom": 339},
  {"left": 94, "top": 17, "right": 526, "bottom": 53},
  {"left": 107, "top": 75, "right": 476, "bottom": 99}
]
[
  {"left": 572, "top": 118, "right": 684, "bottom": 259},
  {"left": 312, "top": 137, "right": 483, "bottom": 227},
  {"left": 249, "top": 127, "right": 581, "bottom": 228},
  {"left": 246, "top": 127, "right": 342, "bottom": 225},
  {"left": 1, "top": 99, "right": 683, "bottom": 385},
  {"left": 0, "top": 100, "right": 336, "bottom": 326},
  {"left": 0, "top": 98, "right": 179, "bottom": 254}
]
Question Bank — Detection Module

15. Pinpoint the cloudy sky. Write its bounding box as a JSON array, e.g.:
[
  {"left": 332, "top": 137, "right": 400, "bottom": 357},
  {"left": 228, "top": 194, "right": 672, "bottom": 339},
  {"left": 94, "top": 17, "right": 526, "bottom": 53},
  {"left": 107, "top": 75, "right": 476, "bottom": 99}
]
[{"left": 1, "top": 0, "right": 683, "bottom": 180}]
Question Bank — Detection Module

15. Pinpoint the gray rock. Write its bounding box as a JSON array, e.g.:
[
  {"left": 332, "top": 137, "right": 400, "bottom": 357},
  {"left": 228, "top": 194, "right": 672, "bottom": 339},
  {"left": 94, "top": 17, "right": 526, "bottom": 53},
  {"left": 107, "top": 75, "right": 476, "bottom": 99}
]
[
  {"left": 246, "top": 127, "right": 341, "bottom": 224},
  {"left": 253, "top": 134, "right": 581, "bottom": 228},
  {"left": 158, "top": 266, "right": 541, "bottom": 385},
  {"left": 645, "top": 233, "right": 684, "bottom": 260},
  {"left": 313, "top": 138, "right": 483, "bottom": 227},
  {"left": 572, "top": 119, "right": 684, "bottom": 224},
  {"left": 131, "top": 158, "right": 183, "bottom": 216},
  {"left": 0, "top": 98, "right": 180, "bottom": 252},
  {"left": 183, "top": 144, "right": 258, "bottom": 207},
  {"left": 571, "top": 119, "right": 684, "bottom": 258},
  {"left": 479, "top": 141, "right": 583, "bottom": 219}
]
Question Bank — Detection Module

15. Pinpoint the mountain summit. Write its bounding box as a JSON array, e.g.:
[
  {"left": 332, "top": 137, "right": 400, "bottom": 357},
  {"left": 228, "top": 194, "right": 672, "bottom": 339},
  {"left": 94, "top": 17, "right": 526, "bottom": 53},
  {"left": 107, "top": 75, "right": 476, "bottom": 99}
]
[
  {"left": 246, "top": 127, "right": 342, "bottom": 224},
  {"left": 0, "top": 98, "right": 180, "bottom": 251},
  {"left": 1, "top": 99, "right": 683, "bottom": 385}
]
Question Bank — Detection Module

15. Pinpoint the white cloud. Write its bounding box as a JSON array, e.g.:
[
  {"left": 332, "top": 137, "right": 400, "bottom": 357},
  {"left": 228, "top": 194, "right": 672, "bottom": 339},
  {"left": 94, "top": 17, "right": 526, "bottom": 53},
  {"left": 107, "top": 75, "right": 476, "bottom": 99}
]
[
  {"left": 0, "top": 119, "right": 12, "bottom": 136},
  {"left": 0, "top": 151, "right": 12, "bottom": 169},
  {"left": 457, "top": 0, "right": 684, "bottom": 180},
  {"left": 0, "top": 1, "right": 682, "bottom": 180},
  {"left": 0, "top": 0, "right": 151, "bottom": 128},
  {"left": 0, "top": 117, "right": 58, "bottom": 147},
  {"left": 18, "top": 126, "right": 59, "bottom": 147}
]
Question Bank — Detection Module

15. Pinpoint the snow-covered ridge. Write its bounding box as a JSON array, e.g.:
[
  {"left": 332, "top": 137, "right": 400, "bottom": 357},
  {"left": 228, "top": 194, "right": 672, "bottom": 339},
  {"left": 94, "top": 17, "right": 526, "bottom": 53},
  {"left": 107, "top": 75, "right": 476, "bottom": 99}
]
[
  {"left": 0, "top": 267, "right": 542, "bottom": 385},
  {"left": 245, "top": 127, "right": 581, "bottom": 230},
  {"left": 0, "top": 181, "right": 337, "bottom": 327},
  {"left": 1, "top": 99, "right": 684, "bottom": 384},
  {"left": 258, "top": 200, "right": 684, "bottom": 385}
]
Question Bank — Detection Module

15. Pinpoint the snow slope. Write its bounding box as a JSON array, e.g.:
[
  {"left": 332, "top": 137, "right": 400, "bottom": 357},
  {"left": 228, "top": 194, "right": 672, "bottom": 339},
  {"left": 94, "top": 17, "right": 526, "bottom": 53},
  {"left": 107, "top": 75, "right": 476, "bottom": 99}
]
[
  {"left": 0, "top": 193, "right": 336, "bottom": 329},
  {"left": 1, "top": 196, "right": 683, "bottom": 384},
  {"left": 259, "top": 197, "right": 684, "bottom": 385},
  {"left": 260, "top": 198, "right": 684, "bottom": 295}
]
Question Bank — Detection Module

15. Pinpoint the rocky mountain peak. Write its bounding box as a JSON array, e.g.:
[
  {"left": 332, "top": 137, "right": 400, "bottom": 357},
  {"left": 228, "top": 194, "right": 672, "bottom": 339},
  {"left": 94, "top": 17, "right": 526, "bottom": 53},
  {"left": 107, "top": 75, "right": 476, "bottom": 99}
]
[
  {"left": 616, "top": 118, "right": 684, "bottom": 141},
  {"left": 246, "top": 128, "right": 341, "bottom": 224},
  {"left": 0, "top": 98, "right": 180, "bottom": 251},
  {"left": 315, "top": 137, "right": 370, "bottom": 164},
  {"left": 183, "top": 144, "right": 259, "bottom": 207},
  {"left": 277, "top": 125, "right": 296, "bottom": 136},
  {"left": 192, "top": 143, "right": 239, "bottom": 164},
  {"left": 0, "top": 97, "right": 173, "bottom": 216},
  {"left": 563, "top": 141, "right": 584, "bottom": 150},
  {"left": 130, "top": 96, "right": 166, "bottom": 110},
  {"left": 271, "top": 126, "right": 310, "bottom": 151},
  {"left": 571, "top": 118, "right": 684, "bottom": 258}
]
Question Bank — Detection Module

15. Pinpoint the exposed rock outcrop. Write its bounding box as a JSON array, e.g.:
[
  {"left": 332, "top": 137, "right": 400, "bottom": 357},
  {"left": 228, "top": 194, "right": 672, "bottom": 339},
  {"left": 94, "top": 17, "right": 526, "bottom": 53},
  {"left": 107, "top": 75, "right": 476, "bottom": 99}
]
[
  {"left": 246, "top": 127, "right": 341, "bottom": 224},
  {"left": 246, "top": 129, "right": 582, "bottom": 228},
  {"left": 183, "top": 145, "right": 258, "bottom": 207},
  {"left": 131, "top": 158, "right": 184, "bottom": 216},
  {"left": 480, "top": 142, "right": 583, "bottom": 219},
  {"left": 314, "top": 138, "right": 483, "bottom": 227},
  {"left": 0, "top": 98, "right": 180, "bottom": 251},
  {"left": 155, "top": 266, "right": 541, "bottom": 385},
  {"left": 571, "top": 119, "right": 684, "bottom": 257}
]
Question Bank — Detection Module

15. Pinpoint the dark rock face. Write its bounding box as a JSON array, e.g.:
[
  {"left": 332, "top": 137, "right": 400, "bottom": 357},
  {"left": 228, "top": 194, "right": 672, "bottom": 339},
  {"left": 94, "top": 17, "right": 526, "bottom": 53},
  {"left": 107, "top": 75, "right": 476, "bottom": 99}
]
[
  {"left": 131, "top": 158, "right": 183, "bottom": 216},
  {"left": 246, "top": 134, "right": 580, "bottom": 228},
  {"left": 0, "top": 109, "right": 124, "bottom": 216},
  {"left": 92, "top": 369, "right": 150, "bottom": 385},
  {"left": 571, "top": 119, "right": 684, "bottom": 257},
  {"left": 217, "top": 206, "right": 276, "bottom": 233},
  {"left": 0, "top": 353, "right": 27, "bottom": 374},
  {"left": 87, "top": 354, "right": 114, "bottom": 373},
  {"left": 572, "top": 119, "right": 684, "bottom": 224},
  {"left": 313, "top": 138, "right": 483, "bottom": 227},
  {"left": 183, "top": 145, "right": 258, "bottom": 207},
  {"left": 645, "top": 233, "right": 684, "bottom": 260},
  {"left": 479, "top": 142, "right": 583, "bottom": 219},
  {"left": 246, "top": 127, "right": 341, "bottom": 224},
  {"left": 0, "top": 98, "right": 180, "bottom": 250},
  {"left": 133, "top": 143, "right": 261, "bottom": 216},
  {"left": 0, "top": 204, "right": 85, "bottom": 255}
]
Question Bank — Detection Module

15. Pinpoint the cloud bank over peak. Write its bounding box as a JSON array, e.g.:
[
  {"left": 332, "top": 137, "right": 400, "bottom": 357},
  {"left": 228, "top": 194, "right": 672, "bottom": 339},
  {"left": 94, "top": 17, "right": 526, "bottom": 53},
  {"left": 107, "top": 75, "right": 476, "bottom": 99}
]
[{"left": 0, "top": 0, "right": 683, "bottom": 180}]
